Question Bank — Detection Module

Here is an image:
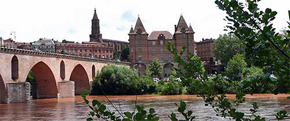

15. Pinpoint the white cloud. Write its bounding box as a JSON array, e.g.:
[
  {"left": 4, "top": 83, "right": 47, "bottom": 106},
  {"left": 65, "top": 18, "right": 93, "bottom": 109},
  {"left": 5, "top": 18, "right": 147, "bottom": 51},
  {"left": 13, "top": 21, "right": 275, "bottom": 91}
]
[{"left": 0, "top": 0, "right": 289, "bottom": 43}]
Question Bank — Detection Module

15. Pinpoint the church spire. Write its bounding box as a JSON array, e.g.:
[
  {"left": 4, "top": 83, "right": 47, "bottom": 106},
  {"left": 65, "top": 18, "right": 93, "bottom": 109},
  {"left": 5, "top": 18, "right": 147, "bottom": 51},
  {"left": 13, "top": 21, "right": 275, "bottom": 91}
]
[
  {"left": 133, "top": 16, "right": 147, "bottom": 34},
  {"left": 93, "top": 8, "right": 98, "bottom": 20},
  {"left": 90, "top": 8, "right": 102, "bottom": 42},
  {"left": 175, "top": 15, "right": 188, "bottom": 33}
]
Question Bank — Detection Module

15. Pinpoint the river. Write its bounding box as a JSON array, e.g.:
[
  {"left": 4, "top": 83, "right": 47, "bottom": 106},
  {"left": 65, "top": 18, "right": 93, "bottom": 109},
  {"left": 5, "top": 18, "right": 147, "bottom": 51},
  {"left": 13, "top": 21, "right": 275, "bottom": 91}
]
[{"left": 0, "top": 94, "right": 290, "bottom": 121}]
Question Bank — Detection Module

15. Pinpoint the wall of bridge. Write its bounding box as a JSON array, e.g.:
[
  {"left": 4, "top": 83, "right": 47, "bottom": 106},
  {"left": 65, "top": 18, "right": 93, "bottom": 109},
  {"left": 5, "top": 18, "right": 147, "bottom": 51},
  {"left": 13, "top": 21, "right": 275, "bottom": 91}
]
[{"left": 0, "top": 48, "right": 129, "bottom": 103}]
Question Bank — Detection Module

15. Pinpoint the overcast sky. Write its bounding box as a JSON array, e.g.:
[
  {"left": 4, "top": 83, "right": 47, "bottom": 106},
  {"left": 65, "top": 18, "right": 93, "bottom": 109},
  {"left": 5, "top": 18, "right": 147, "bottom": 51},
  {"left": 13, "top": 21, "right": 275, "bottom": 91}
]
[{"left": 0, "top": 0, "right": 289, "bottom": 43}]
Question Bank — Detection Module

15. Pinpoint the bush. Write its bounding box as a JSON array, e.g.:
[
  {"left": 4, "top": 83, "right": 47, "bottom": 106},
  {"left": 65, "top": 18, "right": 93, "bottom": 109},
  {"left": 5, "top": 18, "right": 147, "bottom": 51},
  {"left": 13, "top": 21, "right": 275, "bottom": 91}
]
[
  {"left": 138, "top": 76, "right": 158, "bottom": 94},
  {"left": 91, "top": 64, "right": 139, "bottom": 95},
  {"left": 161, "top": 81, "right": 183, "bottom": 95}
]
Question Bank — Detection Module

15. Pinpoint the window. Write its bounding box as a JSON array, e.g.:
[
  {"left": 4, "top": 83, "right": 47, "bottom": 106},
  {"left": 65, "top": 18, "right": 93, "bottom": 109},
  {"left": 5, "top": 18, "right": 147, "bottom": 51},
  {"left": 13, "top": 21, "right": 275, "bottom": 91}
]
[
  {"left": 182, "top": 39, "right": 186, "bottom": 44},
  {"left": 160, "top": 40, "right": 163, "bottom": 45},
  {"left": 85, "top": 49, "right": 87, "bottom": 52},
  {"left": 131, "top": 48, "right": 134, "bottom": 52},
  {"left": 152, "top": 55, "right": 156, "bottom": 60},
  {"left": 152, "top": 41, "right": 156, "bottom": 45},
  {"left": 80, "top": 49, "right": 82, "bottom": 52},
  {"left": 106, "top": 50, "right": 108, "bottom": 53},
  {"left": 161, "top": 55, "right": 164, "bottom": 62},
  {"left": 138, "top": 55, "right": 142, "bottom": 62},
  {"left": 169, "top": 55, "right": 172, "bottom": 62},
  {"left": 153, "top": 48, "right": 156, "bottom": 52},
  {"left": 160, "top": 48, "right": 163, "bottom": 52}
]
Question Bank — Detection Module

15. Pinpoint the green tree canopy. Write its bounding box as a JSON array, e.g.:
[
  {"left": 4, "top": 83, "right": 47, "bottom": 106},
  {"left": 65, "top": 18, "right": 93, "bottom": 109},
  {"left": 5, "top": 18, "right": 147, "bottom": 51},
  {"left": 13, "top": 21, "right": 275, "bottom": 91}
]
[
  {"left": 214, "top": 33, "right": 245, "bottom": 65},
  {"left": 91, "top": 64, "right": 139, "bottom": 95},
  {"left": 224, "top": 54, "right": 247, "bottom": 81},
  {"left": 149, "top": 58, "right": 163, "bottom": 78},
  {"left": 120, "top": 46, "right": 129, "bottom": 61}
]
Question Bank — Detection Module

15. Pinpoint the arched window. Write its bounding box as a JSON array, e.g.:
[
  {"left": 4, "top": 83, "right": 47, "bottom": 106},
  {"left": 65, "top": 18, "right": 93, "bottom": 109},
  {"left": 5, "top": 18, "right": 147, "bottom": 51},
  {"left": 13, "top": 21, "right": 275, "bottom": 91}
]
[
  {"left": 60, "top": 61, "right": 65, "bottom": 80},
  {"left": 11, "top": 56, "right": 19, "bottom": 81},
  {"left": 92, "top": 65, "right": 96, "bottom": 79}
]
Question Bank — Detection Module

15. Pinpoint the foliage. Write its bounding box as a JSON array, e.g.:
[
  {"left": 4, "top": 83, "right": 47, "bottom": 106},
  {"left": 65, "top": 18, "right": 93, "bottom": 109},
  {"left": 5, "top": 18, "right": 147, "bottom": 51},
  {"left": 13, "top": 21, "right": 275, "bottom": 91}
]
[
  {"left": 120, "top": 46, "right": 129, "bottom": 61},
  {"left": 91, "top": 64, "right": 139, "bottom": 95},
  {"left": 82, "top": 91, "right": 195, "bottom": 121},
  {"left": 214, "top": 34, "right": 245, "bottom": 65},
  {"left": 215, "top": 0, "right": 290, "bottom": 94},
  {"left": 26, "top": 71, "right": 36, "bottom": 83},
  {"left": 169, "top": 101, "right": 195, "bottom": 121},
  {"left": 138, "top": 76, "right": 158, "bottom": 94},
  {"left": 166, "top": 41, "right": 206, "bottom": 87},
  {"left": 149, "top": 58, "right": 163, "bottom": 78},
  {"left": 113, "top": 50, "right": 120, "bottom": 60},
  {"left": 161, "top": 80, "right": 183, "bottom": 95},
  {"left": 224, "top": 54, "right": 247, "bottom": 81}
]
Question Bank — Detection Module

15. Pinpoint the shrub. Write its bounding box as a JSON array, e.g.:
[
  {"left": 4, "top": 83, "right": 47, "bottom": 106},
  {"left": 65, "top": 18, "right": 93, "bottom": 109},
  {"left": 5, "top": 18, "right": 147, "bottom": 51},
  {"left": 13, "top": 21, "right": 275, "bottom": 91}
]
[
  {"left": 138, "top": 76, "right": 158, "bottom": 94},
  {"left": 161, "top": 81, "right": 183, "bottom": 95}
]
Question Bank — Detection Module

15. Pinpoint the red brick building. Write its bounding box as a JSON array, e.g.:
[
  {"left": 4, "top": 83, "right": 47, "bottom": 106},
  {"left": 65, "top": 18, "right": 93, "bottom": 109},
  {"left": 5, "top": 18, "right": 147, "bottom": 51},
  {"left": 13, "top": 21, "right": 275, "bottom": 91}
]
[
  {"left": 55, "top": 40, "right": 114, "bottom": 59},
  {"left": 55, "top": 9, "right": 128, "bottom": 60},
  {"left": 129, "top": 15, "right": 196, "bottom": 76},
  {"left": 196, "top": 38, "right": 222, "bottom": 74}
]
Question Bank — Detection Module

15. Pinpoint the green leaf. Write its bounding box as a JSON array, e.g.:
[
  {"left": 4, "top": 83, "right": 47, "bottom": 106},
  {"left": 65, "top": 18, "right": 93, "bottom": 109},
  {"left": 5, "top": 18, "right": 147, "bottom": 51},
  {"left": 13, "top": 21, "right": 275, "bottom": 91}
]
[
  {"left": 149, "top": 108, "right": 155, "bottom": 114},
  {"left": 124, "top": 112, "right": 132, "bottom": 118},
  {"left": 99, "top": 104, "right": 106, "bottom": 112},
  {"left": 187, "top": 110, "right": 193, "bottom": 116},
  {"left": 92, "top": 100, "right": 99, "bottom": 107}
]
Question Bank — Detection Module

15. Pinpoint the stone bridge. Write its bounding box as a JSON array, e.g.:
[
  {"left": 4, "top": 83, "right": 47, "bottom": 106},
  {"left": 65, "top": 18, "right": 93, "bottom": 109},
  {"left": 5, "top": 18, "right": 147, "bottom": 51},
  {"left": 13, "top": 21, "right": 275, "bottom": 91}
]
[{"left": 0, "top": 48, "right": 129, "bottom": 104}]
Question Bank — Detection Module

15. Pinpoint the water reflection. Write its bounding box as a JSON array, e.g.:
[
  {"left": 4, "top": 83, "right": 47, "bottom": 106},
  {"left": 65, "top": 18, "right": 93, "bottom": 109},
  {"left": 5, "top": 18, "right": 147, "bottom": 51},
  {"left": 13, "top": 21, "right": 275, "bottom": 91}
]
[{"left": 0, "top": 94, "right": 289, "bottom": 121}]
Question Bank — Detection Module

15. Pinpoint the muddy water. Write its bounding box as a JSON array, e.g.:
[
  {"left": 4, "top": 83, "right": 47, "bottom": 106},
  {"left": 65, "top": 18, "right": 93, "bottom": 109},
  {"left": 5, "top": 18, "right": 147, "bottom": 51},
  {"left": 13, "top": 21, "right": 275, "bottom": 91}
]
[{"left": 0, "top": 94, "right": 290, "bottom": 121}]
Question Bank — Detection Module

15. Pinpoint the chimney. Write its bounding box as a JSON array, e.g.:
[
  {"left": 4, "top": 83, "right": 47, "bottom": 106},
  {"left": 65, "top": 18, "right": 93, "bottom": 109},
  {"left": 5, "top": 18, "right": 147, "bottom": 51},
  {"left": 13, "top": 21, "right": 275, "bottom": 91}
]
[{"left": 174, "top": 25, "right": 177, "bottom": 32}]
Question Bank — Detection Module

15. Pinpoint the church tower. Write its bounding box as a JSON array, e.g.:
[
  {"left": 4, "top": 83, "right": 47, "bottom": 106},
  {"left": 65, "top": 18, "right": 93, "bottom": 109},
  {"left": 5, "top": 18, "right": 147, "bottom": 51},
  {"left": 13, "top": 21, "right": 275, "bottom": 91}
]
[{"left": 90, "top": 8, "right": 102, "bottom": 42}]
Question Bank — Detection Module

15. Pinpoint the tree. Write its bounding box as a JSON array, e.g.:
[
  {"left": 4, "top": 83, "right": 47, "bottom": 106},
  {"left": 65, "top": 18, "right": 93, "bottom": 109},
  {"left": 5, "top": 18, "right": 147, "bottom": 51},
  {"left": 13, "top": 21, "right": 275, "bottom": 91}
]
[
  {"left": 214, "top": 33, "right": 245, "bottom": 66},
  {"left": 224, "top": 54, "right": 247, "bottom": 81},
  {"left": 149, "top": 58, "right": 163, "bottom": 78},
  {"left": 91, "top": 64, "right": 139, "bottom": 95},
  {"left": 120, "top": 46, "right": 129, "bottom": 61},
  {"left": 113, "top": 50, "right": 120, "bottom": 60}
]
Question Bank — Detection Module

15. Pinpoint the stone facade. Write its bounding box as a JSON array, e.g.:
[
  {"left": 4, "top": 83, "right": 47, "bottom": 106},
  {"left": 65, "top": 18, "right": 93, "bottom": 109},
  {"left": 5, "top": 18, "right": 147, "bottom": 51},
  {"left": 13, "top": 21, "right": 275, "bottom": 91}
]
[
  {"left": 3, "top": 39, "right": 17, "bottom": 49},
  {"left": 129, "top": 15, "right": 196, "bottom": 76},
  {"left": 32, "top": 38, "right": 56, "bottom": 53}
]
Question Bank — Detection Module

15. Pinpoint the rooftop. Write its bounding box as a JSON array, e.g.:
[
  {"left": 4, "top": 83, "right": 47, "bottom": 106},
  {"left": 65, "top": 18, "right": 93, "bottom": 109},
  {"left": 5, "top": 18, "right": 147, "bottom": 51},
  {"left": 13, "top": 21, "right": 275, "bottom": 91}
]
[{"left": 148, "top": 31, "right": 173, "bottom": 40}]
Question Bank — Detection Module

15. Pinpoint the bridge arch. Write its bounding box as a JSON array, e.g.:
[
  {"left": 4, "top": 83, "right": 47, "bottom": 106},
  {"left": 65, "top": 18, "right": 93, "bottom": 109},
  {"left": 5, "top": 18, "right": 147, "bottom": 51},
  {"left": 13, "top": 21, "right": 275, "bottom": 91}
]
[
  {"left": 11, "top": 55, "right": 19, "bottom": 81},
  {"left": 70, "top": 64, "right": 90, "bottom": 94},
  {"left": 27, "top": 61, "right": 58, "bottom": 99},
  {"left": 60, "top": 60, "right": 65, "bottom": 80}
]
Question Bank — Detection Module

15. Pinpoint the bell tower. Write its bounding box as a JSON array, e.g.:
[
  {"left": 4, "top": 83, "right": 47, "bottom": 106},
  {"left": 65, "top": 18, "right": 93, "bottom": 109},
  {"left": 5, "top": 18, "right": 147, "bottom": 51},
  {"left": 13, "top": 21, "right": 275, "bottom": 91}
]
[{"left": 90, "top": 8, "right": 102, "bottom": 42}]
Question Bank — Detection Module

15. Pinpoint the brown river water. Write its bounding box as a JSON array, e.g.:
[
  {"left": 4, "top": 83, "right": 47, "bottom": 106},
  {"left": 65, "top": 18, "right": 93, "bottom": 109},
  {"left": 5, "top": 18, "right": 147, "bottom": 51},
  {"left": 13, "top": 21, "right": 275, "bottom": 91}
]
[{"left": 0, "top": 94, "right": 290, "bottom": 121}]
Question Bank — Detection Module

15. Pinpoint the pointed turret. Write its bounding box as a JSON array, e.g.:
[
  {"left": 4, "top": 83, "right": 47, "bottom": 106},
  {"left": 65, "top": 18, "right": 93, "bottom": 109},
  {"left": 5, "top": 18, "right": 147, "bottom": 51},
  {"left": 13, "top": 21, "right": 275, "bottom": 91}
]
[
  {"left": 175, "top": 15, "right": 188, "bottom": 33},
  {"left": 134, "top": 16, "right": 147, "bottom": 34},
  {"left": 129, "top": 26, "right": 134, "bottom": 34},
  {"left": 186, "top": 24, "right": 194, "bottom": 33},
  {"left": 93, "top": 8, "right": 98, "bottom": 20}
]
